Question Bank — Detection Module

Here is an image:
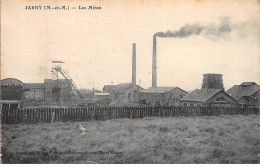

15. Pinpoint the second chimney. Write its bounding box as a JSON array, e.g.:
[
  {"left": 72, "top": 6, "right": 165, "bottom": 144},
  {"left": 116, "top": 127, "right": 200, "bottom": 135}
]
[
  {"left": 152, "top": 36, "right": 157, "bottom": 87},
  {"left": 132, "top": 43, "right": 136, "bottom": 85}
]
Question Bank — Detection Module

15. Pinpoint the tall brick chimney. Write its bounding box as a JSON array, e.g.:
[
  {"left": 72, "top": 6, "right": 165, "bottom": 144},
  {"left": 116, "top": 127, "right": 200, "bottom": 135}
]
[
  {"left": 132, "top": 43, "right": 136, "bottom": 85},
  {"left": 152, "top": 36, "right": 157, "bottom": 87}
]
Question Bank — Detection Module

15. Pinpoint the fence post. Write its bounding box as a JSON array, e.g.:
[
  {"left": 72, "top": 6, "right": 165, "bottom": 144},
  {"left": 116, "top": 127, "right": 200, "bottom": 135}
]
[
  {"left": 91, "top": 107, "right": 94, "bottom": 121},
  {"left": 130, "top": 107, "right": 133, "bottom": 119},
  {"left": 51, "top": 108, "right": 55, "bottom": 123},
  {"left": 2, "top": 109, "right": 5, "bottom": 124}
]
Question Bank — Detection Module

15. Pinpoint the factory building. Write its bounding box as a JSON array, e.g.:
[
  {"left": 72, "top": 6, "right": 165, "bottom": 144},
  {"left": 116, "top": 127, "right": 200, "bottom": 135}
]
[
  {"left": 0, "top": 78, "right": 24, "bottom": 110},
  {"left": 139, "top": 87, "right": 187, "bottom": 106},
  {"left": 79, "top": 89, "right": 102, "bottom": 102},
  {"left": 180, "top": 74, "right": 237, "bottom": 107},
  {"left": 103, "top": 83, "right": 144, "bottom": 103},
  {"left": 0, "top": 77, "right": 76, "bottom": 108},
  {"left": 24, "top": 83, "right": 45, "bottom": 101},
  {"left": 180, "top": 89, "right": 236, "bottom": 107},
  {"left": 227, "top": 82, "right": 260, "bottom": 108},
  {"left": 23, "top": 83, "right": 45, "bottom": 106},
  {"left": 103, "top": 43, "right": 145, "bottom": 105},
  {"left": 24, "top": 79, "right": 74, "bottom": 106}
]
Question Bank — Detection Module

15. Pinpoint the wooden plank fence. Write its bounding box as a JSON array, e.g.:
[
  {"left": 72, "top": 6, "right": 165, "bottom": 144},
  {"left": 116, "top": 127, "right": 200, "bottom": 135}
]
[{"left": 1, "top": 106, "right": 259, "bottom": 124}]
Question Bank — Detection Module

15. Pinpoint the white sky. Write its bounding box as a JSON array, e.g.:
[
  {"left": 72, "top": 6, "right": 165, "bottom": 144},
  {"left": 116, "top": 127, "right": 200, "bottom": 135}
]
[{"left": 1, "top": 0, "right": 260, "bottom": 91}]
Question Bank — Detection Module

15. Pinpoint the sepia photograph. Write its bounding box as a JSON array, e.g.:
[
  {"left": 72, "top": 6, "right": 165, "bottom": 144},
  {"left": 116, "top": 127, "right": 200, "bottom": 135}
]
[{"left": 0, "top": 0, "right": 259, "bottom": 164}]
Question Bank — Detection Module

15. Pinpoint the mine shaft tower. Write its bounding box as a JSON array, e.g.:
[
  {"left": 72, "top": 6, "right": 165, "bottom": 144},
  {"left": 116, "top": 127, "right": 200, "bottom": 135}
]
[{"left": 51, "top": 61, "right": 84, "bottom": 101}]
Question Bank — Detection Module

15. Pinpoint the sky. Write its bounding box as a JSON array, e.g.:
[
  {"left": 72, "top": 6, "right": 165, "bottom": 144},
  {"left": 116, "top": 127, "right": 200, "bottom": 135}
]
[{"left": 1, "top": 0, "right": 260, "bottom": 91}]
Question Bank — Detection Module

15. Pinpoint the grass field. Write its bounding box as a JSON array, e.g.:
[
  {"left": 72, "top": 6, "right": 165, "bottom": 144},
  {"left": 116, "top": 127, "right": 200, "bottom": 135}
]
[{"left": 2, "top": 114, "right": 259, "bottom": 164}]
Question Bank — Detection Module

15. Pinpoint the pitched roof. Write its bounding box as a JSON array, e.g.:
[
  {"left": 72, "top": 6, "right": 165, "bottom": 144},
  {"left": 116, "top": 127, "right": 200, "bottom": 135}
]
[
  {"left": 24, "top": 83, "right": 44, "bottom": 89},
  {"left": 180, "top": 88, "right": 222, "bottom": 102},
  {"left": 142, "top": 87, "right": 177, "bottom": 94},
  {"left": 227, "top": 83, "right": 260, "bottom": 100},
  {"left": 103, "top": 83, "right": 132, "bottom": 92},
  {"left": 240, "top": 82, "right": 257, "bottom": 86},
  {"left": 103, "top": 85, "right": 116, "bottom": 91},
  {"left": 94, "top": 93, "right": 110, "bottom": 96},
  {"left": 80, "top": 89, "right": 101, "bottom": 94},
  {"left": 125, "top": 84, "right": 145, "bottom": 91},
  {"left": 0, "top": 78, "right": 24, "bottom": 86}
]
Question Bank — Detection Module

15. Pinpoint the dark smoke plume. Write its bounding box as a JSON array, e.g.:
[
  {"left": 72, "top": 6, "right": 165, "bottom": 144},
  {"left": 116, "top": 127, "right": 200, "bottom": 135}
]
[{"left": 154, "top": 18, "right": 232, "bottom": 40}]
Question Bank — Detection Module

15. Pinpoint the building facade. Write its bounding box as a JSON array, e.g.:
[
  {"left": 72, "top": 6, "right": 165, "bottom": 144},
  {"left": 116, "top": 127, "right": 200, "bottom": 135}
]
[
  {"left": 180, "top": 88, "right": 237, "bottom": 107},
  {"left": 227, "top": 82, "right": 260, "bottom": 108},
  {"left": 0, "top": 78, "right": 24, "bottom": 110},
  {"left": 103, "top": 83, "right": 144, "bottom": 104},
  {"left": 139, "top": 87, "right": 187, "bottom": 106}
]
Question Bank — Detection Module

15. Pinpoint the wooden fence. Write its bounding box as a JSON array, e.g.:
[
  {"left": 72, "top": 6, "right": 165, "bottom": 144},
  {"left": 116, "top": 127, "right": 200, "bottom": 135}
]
[{"left": 1, "top": 106, "right": 259, "bottom": 124}]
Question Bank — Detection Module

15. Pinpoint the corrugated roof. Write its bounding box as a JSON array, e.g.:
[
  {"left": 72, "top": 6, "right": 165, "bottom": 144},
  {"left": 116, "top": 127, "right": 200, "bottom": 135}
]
[
  {"left": 180, "top": 88, "right": 222, "bottom": 102},
  {"left": 227, "top": 84, "right": 260, "bottom": 100},
  {"left": 0, "top": 78, "right": 24, "bottom": 86},
  {"left": 142, "top": 87, "right": 176, "bottom": 94},
  {"left": 24, "top": 83, "right": 44, "bottom": 89}
]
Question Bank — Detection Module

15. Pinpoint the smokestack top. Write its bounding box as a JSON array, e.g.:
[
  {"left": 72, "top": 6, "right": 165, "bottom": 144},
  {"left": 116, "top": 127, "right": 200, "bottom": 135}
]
[{"left": 203, "top": 73, "right": 222, "bottom": 76}]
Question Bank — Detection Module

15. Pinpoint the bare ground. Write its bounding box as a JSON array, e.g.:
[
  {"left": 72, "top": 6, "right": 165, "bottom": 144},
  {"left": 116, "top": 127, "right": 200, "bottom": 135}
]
[{"left": 2, "top": 114, "right": 259, "bottom": 163}]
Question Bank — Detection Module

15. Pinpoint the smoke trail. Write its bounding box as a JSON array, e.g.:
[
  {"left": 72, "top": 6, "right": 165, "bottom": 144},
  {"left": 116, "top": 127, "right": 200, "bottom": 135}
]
[{"left": 154, "top": 18, "right": 232, "bottom": 40}]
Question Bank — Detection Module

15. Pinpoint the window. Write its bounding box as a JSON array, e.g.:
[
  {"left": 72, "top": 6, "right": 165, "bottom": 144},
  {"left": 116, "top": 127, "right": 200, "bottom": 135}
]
[
  {"left": 253, "top": 98, "right": 258, "bottom": 102},
  {"left": 216, "top": 96, "right": 226, "bottom": 102}
]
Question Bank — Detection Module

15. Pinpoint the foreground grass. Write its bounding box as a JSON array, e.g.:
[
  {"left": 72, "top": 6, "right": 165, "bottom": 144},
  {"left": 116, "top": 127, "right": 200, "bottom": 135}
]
[{"left": 2, "top": 114, "right": 259, "bottom": 164}]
